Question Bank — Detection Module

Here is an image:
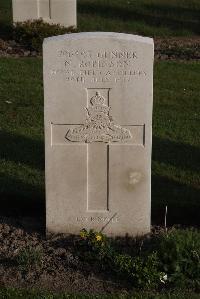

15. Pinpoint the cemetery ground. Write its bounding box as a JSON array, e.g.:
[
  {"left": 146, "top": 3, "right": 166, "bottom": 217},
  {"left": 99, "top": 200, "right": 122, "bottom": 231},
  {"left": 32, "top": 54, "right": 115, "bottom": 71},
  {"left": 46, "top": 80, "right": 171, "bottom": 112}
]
[
  {"left": 0, "top": 56, "right": 200, "bottom": 297},
  {"left": 0, "top": 0, "right": 200, "bottom": 298}
]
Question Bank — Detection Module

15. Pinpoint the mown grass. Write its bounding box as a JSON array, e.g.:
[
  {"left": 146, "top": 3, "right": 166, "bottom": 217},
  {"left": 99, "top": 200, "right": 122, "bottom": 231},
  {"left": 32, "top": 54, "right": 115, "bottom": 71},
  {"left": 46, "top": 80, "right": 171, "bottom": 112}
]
[
  {"left": 0, "top": 1, "right": 199, "bottom": 298},
  {"left": 0, "top": 0, "right": 200, "bottom": 38},
  {"left": 0, "top": 288, "right": 199, "bottom": 299},
  {"left": 152, "top": 61, "right": 200, "bottom": 224},
  {"left": 78, "top": 0, "right": 200, "bottom": 37},
  {"left": 0, "top": 58, "right": 199, "bottom": 224},
  {"left": 0, "top": 58, "right": 44, "bottom": 217}
]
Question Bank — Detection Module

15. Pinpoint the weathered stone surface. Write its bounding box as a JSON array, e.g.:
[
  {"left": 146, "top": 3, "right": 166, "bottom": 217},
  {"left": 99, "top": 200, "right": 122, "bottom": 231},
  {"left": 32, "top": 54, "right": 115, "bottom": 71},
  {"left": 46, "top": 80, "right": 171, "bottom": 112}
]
[
  {"left": 12, "top": 0, "right": 77, "bottom": 28},
  {"left": 44, "top": 32, "right": 154, "bottom": 236}
]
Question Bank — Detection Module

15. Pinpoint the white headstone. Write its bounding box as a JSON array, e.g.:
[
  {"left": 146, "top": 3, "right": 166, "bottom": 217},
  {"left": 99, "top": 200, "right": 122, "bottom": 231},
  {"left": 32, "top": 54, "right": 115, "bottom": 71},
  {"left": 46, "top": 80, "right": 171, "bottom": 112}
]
[
  {"left": 44, "top": 32, "right": 154, "bottom": 236},
  {"left": 12, "top": 0, "right": 77, "bottom": 28}
]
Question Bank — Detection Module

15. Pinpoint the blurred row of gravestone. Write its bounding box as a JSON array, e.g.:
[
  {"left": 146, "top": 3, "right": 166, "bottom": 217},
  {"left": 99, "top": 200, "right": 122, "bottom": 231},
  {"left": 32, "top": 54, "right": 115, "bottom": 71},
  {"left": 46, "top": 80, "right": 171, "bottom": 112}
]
[{"left": 12, "top": 0, "right": 77, "bottom": 28}]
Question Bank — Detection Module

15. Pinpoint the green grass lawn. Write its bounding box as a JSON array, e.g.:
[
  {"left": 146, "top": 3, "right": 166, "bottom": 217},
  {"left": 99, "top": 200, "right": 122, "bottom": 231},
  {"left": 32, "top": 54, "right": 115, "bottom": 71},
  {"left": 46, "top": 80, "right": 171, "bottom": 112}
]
[
  {"left": 152, "top": 61, "right": 200, "bottom": 224},
  {"left": 0, "top": 0, "right": 200, "bottom": 38},
  {"left": 0, "top": 1, "right": 199, "bottom": 297},
  {"left": 0, "top": 58, "right": 199, "bottom": 225},
  {"left": 0, "top": 58, "right": 44, "bottom": 217},
  {"left": 78, "top": 0, "right": 200, "bottom": 37}
]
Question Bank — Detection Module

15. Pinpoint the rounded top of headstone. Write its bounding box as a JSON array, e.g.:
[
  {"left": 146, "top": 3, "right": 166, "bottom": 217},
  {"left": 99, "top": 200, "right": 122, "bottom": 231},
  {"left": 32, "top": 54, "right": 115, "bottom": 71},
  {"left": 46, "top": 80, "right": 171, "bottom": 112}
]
[{"left": 43, "top": 32, "right": 154, "bottom": 46}]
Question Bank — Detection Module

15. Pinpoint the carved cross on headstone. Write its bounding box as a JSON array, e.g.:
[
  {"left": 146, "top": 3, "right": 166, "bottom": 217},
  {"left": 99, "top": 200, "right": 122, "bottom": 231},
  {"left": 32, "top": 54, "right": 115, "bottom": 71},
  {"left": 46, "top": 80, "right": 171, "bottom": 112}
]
[
  {"left": 44, "top": 32, "right": 154, "bottom": 236},
  {"left": 62, "top": 88, "right": 135, "bottom": 212}
]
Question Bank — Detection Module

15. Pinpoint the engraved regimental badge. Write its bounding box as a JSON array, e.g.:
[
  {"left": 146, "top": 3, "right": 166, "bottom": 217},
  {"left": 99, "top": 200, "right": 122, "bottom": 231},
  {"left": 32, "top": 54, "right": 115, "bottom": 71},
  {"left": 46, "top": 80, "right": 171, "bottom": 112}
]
[{"left": 66, "top": 92, "right": 132, "bottom": 143}]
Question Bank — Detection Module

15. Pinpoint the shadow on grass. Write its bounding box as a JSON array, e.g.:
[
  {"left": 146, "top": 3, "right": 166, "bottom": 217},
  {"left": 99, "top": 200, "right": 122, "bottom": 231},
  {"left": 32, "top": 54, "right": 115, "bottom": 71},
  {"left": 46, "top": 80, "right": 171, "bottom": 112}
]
[
  {"left": 152, "top": 136, "right": 200, "bottom": 226},
  {"left": 0, "top": 173, "right": 45, "bottom": 233},
  {"left": 0, "top": 131, "right": 44, "bottom": 171},
  {"left": 152, "top": 175, "right": 200, "bottom": 226},
  {"left": 0, "top": 175, "right": 45, "bottom": 233},
  {"left": 78, "top": 1, "right": 200, "bottom": 35},
  {"left": 0, "top": 175, "right": 44, "bottom": 217},
  {"left": 0, "top": 131, "right": 45, "bottom": 231},
  {"left": 153, "top": 136, "right": 200, "bottom": 173}
]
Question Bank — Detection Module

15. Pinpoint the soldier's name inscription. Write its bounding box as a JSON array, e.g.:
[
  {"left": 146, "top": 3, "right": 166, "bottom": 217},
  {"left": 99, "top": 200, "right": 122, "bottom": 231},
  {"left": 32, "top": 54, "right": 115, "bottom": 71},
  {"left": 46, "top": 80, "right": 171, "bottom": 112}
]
[{"left": 50, "top": 49, "right": 147, "bottom": 84}]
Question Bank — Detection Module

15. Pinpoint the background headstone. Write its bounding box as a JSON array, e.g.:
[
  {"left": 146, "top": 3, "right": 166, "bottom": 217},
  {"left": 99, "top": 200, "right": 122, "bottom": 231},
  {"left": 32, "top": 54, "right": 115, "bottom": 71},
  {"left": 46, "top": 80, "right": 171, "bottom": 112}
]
[
  {"left": 44, "top": 32, "right": 154, "bottom": 236},
  {"left": 12, "top": 0, "right": 77, "bottom": 28}
]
